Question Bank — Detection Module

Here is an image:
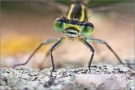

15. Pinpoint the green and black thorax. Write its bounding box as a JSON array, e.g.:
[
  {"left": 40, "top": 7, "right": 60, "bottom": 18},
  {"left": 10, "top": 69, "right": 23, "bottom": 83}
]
[{"left": 66, "top": 2, "right": 88, "bottom": 22}]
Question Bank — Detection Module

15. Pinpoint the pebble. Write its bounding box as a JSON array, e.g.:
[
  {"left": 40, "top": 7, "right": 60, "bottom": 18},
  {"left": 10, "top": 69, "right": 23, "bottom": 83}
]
[
  {"left": 75, "top": 74, "right": 127, "bottom": 90},
  {"left": 119, "top": 67, "right": 129, "bottom": 73}
]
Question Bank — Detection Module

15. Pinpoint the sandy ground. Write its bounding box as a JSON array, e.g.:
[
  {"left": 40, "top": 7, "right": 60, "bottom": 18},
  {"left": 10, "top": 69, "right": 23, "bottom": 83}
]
[{"left": 0, "top": 64, "right": 135, "bottom": 90}]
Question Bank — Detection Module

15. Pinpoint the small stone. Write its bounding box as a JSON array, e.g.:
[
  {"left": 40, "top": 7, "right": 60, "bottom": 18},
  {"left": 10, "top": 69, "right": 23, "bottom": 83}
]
[
  {"left": 44, "top": 76, "right": 51, "bottom": 82},
  {"left": 130, "top": 86, "right": 135, "bottom": 90},
  {"left": 29, "top": 76, "right": 38, "bottom": 81},
  {"left": 50, "top": 84, "right": 62, "bottom": 90},
  {"left": 127, "top": 80, "right": 135, "bottom": 90},
  {"left": 28, "top": 71, "right": 39, "bottom": 76},
  {"left": 20, "top": 73, "right": 30, "bottom": 80},
  {"left": 15, "top": 80, "right": 28, "bottom": 89},
  {"left": 106, "top": 65, "right": 114, "bottom": 72},
  {"left": 119, "top": 67, "right": 129, "bottom": 73},
  {"left": 7, "top": 75, "right": 19, "bottom": 86},
  {"left": 0, "top": 86, "right": 11, "bottom": 90},
  {"left": 0, "top": 80, "right": 7, "bottom": 86}
]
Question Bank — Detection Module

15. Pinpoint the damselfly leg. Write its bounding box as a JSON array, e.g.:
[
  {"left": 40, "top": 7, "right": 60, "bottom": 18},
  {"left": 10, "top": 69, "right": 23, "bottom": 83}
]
[
  {"left": 13, "top": 37, "right": 64, "bottom": 77},
  {"left": 84, "top": 37, "right": 135, "bottom": 69}
]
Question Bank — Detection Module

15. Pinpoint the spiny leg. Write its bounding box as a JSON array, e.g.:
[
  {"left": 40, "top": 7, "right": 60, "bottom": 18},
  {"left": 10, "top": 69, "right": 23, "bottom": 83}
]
[
  {"left": 13, "top": 37, "right": 63, "bottom": 68},
  {"left": 50, "top": 38, "right": 65, "bottom": 77},
  {"left": 84, "top": 37, "right": 134, "bottom": 67},
  {"left": 81, "top": 38, "right": 95, "bottom": 73}
]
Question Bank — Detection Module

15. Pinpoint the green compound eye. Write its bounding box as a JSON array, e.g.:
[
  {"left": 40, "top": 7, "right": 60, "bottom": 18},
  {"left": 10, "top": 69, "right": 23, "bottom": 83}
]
[
  {"left": 53, "top": 18, "right": 65, "bottom": 32},
  {"left": 80, "top": 22, "right": 94, "bottom": 36}
]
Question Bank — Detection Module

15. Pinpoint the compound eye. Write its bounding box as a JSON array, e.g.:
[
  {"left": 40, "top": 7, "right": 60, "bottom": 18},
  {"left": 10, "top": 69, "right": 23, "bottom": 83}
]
[
  {"left": 53, "top": 18, "right": 65, "bottom": 32},
  {"left": 80, "top": 22, "right": 94, "bottom": 36}
]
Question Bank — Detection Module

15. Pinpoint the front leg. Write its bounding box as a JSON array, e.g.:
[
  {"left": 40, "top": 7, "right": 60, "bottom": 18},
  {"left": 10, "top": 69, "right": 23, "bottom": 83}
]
[
  {"left": 50, "top": 38, "right": 65, "bottom": 77},
  {"left": 80, "top": 38, "right": 95, "bottom": 73}
]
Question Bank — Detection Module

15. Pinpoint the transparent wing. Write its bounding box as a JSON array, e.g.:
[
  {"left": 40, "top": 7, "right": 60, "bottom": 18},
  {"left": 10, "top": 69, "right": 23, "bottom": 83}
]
[
  {"left": 36, "top": 0, "right": 134, "bottom": 22},
  {"left": 91, "top": 1, "right": 134, "bottom": 22}
]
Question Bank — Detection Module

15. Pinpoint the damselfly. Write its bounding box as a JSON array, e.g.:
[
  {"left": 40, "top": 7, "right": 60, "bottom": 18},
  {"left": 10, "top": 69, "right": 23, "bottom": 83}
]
[{"left": 13, "top": 0, "right": 134, "bottom": 77}]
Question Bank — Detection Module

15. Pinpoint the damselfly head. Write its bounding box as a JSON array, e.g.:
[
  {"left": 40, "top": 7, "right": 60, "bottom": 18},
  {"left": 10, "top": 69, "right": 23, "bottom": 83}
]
[{"left": 53, "top": 17, "right": 94, "bottom": 38}]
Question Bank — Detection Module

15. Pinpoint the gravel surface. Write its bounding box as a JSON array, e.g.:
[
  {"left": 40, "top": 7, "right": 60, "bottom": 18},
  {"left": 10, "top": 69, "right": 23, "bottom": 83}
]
[{"left": 0, "top": 64, "right": 135, "bottom": 90}]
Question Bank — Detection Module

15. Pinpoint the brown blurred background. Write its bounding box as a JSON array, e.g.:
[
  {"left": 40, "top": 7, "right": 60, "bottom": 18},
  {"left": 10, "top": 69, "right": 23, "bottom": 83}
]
[{"left": 1, "top": 0, "right": 134, "bottom": 69}]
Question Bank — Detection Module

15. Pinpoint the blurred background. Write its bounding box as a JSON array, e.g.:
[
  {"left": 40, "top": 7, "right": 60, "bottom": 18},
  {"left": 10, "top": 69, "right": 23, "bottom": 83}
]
[{"left": 1, "top": 0, "right": 134, "bottom": 69}]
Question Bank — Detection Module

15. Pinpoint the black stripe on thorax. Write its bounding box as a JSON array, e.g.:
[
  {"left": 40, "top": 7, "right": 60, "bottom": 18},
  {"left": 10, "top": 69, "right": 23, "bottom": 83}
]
[{"left": 66, "top": 2, "right": 87, "bottom": 21}]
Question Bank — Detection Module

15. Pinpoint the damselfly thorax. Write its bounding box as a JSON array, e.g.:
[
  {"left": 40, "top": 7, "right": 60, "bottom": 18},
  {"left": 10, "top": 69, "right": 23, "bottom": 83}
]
[{"left": 66, "top": 2, "right": 87, "bottom": 21}]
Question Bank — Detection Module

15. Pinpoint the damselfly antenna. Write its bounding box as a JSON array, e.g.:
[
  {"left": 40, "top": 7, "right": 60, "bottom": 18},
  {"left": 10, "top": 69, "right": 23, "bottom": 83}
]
[{"left": 57, "top": 10, "right": 66, "bottom": 20}]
